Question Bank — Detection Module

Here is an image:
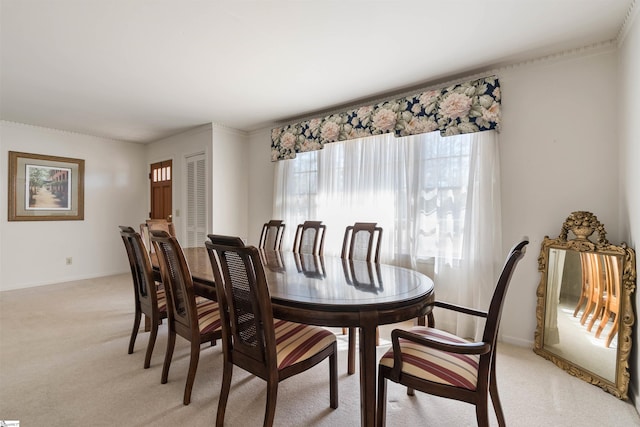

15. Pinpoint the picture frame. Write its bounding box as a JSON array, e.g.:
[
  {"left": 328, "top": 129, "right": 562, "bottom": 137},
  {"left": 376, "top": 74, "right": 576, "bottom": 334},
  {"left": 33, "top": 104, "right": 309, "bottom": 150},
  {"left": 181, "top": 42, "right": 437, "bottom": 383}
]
[{"left": 8, "top": 151, "right": 85, "bottom": 221}]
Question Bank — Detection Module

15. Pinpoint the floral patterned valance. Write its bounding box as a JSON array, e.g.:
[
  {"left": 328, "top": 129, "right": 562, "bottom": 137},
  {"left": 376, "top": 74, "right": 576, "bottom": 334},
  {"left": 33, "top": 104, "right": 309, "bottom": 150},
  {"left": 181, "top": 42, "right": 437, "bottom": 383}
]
[{"left": 271, "top": 75, "right": 501, "bottom": 161}]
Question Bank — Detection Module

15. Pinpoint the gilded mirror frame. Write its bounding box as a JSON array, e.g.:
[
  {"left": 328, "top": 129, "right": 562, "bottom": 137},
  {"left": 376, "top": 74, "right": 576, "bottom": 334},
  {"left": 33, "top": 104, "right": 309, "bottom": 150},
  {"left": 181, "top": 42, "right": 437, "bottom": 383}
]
[{"left": 533, "top": 211, "right": 636, "bottom": 400}]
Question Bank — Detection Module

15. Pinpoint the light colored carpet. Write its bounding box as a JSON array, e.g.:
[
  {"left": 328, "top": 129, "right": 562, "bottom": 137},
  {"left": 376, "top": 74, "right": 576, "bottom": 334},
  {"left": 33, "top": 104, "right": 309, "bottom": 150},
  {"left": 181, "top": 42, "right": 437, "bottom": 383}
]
[{"left": 1, "top": 274, "right": 638, "bottom": 427}]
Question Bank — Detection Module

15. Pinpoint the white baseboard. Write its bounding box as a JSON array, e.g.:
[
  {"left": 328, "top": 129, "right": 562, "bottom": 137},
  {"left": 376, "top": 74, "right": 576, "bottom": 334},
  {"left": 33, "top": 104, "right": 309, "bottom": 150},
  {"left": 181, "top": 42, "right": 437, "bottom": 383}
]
[
  {"left": 0, "top": 270, "right": 129, "bottom": 292},
  {"left": 500, "top": 334, "right": 534, "bottom": 348}
]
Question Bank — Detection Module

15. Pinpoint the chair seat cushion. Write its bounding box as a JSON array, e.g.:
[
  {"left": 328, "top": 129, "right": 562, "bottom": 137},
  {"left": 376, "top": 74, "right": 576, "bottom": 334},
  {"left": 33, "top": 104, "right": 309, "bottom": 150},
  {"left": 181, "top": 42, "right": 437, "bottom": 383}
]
[
  {"left": 195, "top": 300, "right": 222, "bottom": 335},
  {"left": 379, "top": 326, "right": 480, "bottom": 390},
  {"left": 274, "top": 319, "right": 336, "bottom": 369}
]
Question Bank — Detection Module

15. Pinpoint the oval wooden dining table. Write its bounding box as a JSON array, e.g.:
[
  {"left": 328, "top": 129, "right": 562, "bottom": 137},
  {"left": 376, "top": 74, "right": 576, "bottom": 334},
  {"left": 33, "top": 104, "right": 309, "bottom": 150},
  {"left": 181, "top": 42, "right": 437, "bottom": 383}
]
[{"left": 162, "top": 247, "right": 435, "bottom": 427}]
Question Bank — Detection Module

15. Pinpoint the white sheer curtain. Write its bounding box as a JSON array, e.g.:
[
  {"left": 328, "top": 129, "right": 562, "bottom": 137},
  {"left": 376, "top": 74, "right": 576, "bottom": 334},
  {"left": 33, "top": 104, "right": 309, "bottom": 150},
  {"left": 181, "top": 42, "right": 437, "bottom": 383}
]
[{"left": 273, "top": 131, "right": 502, "bottom": 337}]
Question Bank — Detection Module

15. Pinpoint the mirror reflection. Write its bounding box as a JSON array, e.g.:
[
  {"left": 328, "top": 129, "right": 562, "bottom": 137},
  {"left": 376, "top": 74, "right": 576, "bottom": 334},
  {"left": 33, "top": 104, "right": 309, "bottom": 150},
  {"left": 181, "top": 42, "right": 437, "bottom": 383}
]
[
  {"left": 342, "top": 259, "right": 383, "bottom": 293},
  {"left": 543, "top": 248, "right": 621, "bottom": 381},
  {"left": 294, "top": 253, "right": 326, "bottom": 278}
]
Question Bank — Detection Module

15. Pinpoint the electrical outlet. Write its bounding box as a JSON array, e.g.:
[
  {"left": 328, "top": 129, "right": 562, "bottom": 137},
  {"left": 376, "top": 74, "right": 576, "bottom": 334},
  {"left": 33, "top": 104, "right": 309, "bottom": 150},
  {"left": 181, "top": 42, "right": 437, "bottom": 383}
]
[{"left": 66, "top": 257, "right": 72, "bottom": 265}]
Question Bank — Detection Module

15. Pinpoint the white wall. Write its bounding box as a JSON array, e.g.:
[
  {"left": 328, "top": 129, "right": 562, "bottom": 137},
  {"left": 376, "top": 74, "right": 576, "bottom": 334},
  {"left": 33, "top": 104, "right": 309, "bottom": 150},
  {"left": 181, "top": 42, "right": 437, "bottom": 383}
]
[
  {"left": 247, "top": 128, "right": 276, "bottom": 246},
  {"left": 618, "top": 5, "right": 640, "bottom": 407},
  {"left": 498, "top": 47, "right": 620, "bottom": 345},
  {"left": 209, "top": 125, "right": 249, "bottom": 241},
  {"left": 0, "top": 121, "right": 147, "bottom": 290}
]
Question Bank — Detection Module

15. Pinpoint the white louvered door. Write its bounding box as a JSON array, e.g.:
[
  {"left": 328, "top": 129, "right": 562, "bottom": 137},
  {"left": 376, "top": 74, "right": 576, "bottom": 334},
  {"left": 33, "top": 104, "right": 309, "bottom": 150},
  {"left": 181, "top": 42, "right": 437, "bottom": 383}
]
[{"left": 185, "top": 153, "right": 207, "bottom": 247}]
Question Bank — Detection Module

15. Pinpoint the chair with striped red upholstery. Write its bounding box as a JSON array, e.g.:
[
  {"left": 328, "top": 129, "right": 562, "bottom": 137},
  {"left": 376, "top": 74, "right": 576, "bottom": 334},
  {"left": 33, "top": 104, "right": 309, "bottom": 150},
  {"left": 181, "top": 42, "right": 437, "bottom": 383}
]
[
  {"left": 377, "top": 238, "right": 529, "bottom": 427},
  {"left": 150, "top": 230, "right": 223, "bottom": 406},
  {"left": 119, "top": 226, "right": 167, "bottom": 369},
  {"left": 206, "top": 234, "right": 338, "bottom": 427}
]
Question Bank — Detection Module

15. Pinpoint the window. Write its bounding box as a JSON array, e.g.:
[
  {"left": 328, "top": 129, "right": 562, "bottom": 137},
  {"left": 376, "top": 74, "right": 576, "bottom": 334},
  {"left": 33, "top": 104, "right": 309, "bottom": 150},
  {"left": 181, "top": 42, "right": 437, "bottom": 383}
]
[
  {"left": 275, "top": 130, "right": 501, "bottom": 335},
  {"left": 275, "top": 132, "right": 474, "bottom": 263},
  {"left": 416, "top": 136, "right": 471, "bottom": 261}
]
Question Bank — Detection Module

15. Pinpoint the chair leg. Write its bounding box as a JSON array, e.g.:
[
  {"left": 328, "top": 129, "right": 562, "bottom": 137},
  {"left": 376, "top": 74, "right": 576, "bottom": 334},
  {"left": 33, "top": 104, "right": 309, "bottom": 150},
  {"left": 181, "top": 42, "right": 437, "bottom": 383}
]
[
  {"left": 606, "top": 316, "right": 618, "bottom": 347},
  {"left": 264, "top": 379, "right": 278, "bottom": 427},
  {"left": 587, "top": 302, "right": 604, "bottom": 332},
  {"left": 183, "top": 340, "right": 201, "bottom": 405},
  {"left": 161, "top": 330, "right": 176, "bottom": 384},
  {"left": 573, "top": 292, "right": 587, "bottom": 317},
  {"left": 489, "top": 362, "right": 506, "bottom": 427},
  {"left": 144, "top": 317, "right": 159, "bottom": 369},
  {"left": 329, "top": 342, "right": 338, "bottom": 409},
  {"left": 580, "top": 297, "right": 595, "bottom": 325},
  {"left": 348, "top": 327, "right": 356, "bottom": 375},
  {"left": 476, "top": 401, "right": 490, "bottom": 427},
  {"left": 595, "top": 308, "right": 611, "bottom": 338},
  {"left": 427, "top": 312, "right": 435, "bottom": 327},
  {"left": 144, "top": 314, "right": 151, "bottom": 332},
  {"left": 376, "top": 371, "right": 387, "bottom": 427},
  {"left": 128, "top": 311, "right": 141, "bottom": 354},
  {"left": 216, "top": 360, "right": 233, "bottom": 427}
]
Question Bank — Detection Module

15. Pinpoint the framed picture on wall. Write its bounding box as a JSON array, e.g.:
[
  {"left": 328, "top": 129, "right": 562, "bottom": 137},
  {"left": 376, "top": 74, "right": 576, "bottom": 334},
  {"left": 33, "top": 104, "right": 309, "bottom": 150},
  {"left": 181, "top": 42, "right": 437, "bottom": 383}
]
[{"left": 8, "top": 151, "right": 85, "bottom": 221}]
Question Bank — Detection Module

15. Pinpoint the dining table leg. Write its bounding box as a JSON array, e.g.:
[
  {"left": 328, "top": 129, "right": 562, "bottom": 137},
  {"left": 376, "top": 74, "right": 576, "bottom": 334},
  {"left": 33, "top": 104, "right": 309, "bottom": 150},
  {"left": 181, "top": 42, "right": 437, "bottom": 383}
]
[{"left": 359, "top": 311, "right": 379, "bottom": 427}]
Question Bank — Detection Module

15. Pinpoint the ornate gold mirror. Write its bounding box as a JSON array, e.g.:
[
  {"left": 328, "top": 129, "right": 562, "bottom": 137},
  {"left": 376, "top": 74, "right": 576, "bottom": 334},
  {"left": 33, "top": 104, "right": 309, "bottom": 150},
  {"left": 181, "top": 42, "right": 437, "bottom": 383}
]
[{"left": 534, "top": 211, "right": 636, "bottom": 399}]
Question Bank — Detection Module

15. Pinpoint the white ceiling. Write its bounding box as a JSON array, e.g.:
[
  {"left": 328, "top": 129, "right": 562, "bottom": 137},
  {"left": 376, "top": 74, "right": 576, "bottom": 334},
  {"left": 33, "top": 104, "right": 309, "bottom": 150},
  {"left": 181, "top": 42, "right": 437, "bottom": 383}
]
[{"left": 0, "top": 1, "right": 635, "bottom": 143}]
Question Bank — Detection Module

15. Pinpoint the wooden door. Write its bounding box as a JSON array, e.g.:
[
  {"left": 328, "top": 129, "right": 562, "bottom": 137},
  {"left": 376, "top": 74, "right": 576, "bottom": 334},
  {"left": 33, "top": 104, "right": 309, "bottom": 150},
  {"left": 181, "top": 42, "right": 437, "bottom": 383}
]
[{"left": 149, "top": 160, "right": 172, "bottom": 221}]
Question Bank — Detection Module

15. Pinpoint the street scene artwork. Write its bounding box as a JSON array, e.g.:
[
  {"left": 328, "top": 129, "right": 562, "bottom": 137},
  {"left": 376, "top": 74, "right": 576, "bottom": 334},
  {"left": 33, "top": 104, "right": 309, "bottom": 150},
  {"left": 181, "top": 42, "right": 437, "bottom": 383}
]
[
  {"left": 25, "top": 164, "right": 72, "bottom": 210},
  {"left": 8, "top": 151, "right": 84, "bottom": 221}
]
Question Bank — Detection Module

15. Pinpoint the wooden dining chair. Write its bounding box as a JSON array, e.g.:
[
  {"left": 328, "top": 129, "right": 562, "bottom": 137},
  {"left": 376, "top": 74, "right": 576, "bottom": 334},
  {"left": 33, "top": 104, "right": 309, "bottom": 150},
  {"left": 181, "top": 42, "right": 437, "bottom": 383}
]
[
  {"left": 579, "top": 253, "right": 605, "bottom": 329},
  {"left": 292, "top": 220, "right": 326, "bottom": 255},
  {"left": 573, "top": 252, "right": 593, "bottom": 318},
  {"left": 585, "top": 254, "right": 608, "bottom": 333},
  {"left": 147, "top": 218, "right": 176, "bottom": 235},
  {"left": 596, "top": 254, "right": 621, "bottom": 347},
  {"left": 150, "top": 229, "right": 223, "bottom": 405},
  {"left": 205, "top": 234, "right": 338, "bottom": 427},
  {"left": 341, "top": 222, "right": 382, "bottom": 263},
  {"left": 140, "top": 219, "right": 176, "bottom": 253},
  {"left": 341, "top": 222, "right": 383, "bottom": 374},
  {"left": 119, "top": 226, "right": 167, "bottom": 369},
  {"left": 259, "top": 220, "right": 286, "bottom": 250},
  {"left": 376, "top": 238, "right": 529, "bottom": 427}
]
